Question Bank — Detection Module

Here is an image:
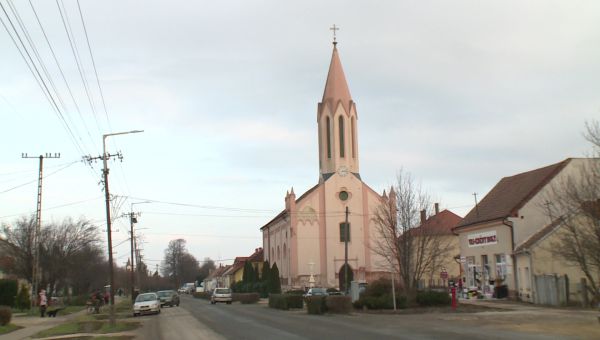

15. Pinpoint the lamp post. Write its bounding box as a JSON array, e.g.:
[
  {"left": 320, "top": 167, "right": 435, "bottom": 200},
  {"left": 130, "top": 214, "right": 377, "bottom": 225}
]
[{"left": 102, "top": 130, "right": 143, "bottom": 326}]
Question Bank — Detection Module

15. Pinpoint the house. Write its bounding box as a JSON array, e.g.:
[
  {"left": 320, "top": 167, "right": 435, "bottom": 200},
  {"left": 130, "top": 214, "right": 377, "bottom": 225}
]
[
  {"left": 204, "top": 264, "right": 231, "bottom": 292},
  {"left": 412, "top": 204, "right": 462, "bottom": 288},
  {"left": 453, "top": 158, "right": 599, "bottom": 304},
  {"left": 224, "top": 248, "right": 264, "bottom": 287}
]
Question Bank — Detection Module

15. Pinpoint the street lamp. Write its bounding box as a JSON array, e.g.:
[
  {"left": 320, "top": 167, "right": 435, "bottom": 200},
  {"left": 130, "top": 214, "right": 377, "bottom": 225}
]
[{"left": 102, "top": 130, "right": 143, "bottom": 326}]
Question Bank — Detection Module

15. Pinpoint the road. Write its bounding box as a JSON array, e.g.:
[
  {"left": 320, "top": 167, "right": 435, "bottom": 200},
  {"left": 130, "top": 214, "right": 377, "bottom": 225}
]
[{"left": 135, "top": 295, "right": 600, "bottom": 340}]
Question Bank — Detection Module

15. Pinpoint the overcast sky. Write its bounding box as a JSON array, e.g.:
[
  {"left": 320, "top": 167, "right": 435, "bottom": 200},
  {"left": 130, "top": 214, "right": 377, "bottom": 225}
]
[{"left": 1, "top": 0, "right": 599, "bottom": 270}]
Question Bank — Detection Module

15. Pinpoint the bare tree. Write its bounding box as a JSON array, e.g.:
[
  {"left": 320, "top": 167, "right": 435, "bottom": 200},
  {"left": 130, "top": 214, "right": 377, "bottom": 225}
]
[
  {"left": 0, "top": 216, "right": 105, "bottom": 296},
  {"left": 545, "top": 121, "right": 600, "bottom": 303},
  {"left": 161, "top": 239, "right": 198, "bottom": 288},
  {"left": 372, "top": 170, "right": 454, "bottom": 294},
  {"left": 0, "top": 216, "right": 35, "bottom": 282}
]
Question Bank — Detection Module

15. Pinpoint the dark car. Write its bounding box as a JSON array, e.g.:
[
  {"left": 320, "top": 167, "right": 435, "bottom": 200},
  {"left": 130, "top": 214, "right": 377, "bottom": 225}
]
[{"left": 157, "top": 290, "right": 180, "bottom": 307}]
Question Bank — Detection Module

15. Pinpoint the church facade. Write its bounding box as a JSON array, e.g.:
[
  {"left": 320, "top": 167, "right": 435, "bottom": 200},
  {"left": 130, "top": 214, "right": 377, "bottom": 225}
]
[{"left": 260, "top": 42, "right": 390, "bottom": 289}]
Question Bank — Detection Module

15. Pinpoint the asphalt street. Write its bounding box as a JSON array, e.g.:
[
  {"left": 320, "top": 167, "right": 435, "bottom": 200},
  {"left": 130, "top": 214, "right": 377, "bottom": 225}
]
[{"left": 142, "top": 295, "right": 580, "bottom": 340}]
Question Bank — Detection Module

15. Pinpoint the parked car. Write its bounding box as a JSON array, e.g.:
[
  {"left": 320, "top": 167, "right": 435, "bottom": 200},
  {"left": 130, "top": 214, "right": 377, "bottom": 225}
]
[
  {"left": 304, "top": 287, "right": 328, "bottom": 298},
  {"left": 133, "top": 292, "right": 161, "bottom": 316},
  {"left": 157, "top": 290, "right": 180, "bottom": 307},
  {"left": 178, "top": 287, "right": 187, "bottom": 294},
  {"left": 210, "top": 288, "right": 232, "bottom": 304}
]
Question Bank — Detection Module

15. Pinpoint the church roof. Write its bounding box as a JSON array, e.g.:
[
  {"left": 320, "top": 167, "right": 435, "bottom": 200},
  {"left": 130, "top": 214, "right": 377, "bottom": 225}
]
[
  {"left": 260, "top": 184, "right": 320, "bottom": 230},
  {"left": 455, "top": 159, "right": 571, "bottom": 230},
  {"left": 321, "top": 44, "right": 353, "bottom": 114}
]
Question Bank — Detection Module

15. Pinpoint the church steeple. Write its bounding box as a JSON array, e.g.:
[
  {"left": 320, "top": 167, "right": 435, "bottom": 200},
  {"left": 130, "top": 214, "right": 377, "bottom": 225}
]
[{"left": 317, "top": 38, "right": 360, "bottom": 180}]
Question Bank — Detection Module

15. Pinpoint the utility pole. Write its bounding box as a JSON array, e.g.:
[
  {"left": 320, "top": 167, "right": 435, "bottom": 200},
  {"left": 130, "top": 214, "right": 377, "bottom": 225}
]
[
  {"left": 85, "top": 129, "right": 143, "bottom": 327},
  {"left": 122, "top": 210, "right": 139, "bottom": 301},
  {"left": 344, "top": 206, "right": 349, "bottom": 294},
  {"left": 21, "top": 152, "right": 60, "bottom": 308}
]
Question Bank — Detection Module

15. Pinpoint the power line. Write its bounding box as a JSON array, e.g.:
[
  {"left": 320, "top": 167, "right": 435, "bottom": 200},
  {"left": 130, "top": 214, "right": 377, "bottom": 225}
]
[
  {"left": 0, "top": 2, "right": 88, "bottom": 157},
  {"left": 55, "top": 0, "right": 101, "bottom": 136},
  {"left": 0, "top": 160, "right": 78, "bottom": 194},
  {"left": 28, "top": 0, "right": 98, "bottom": 153},
  {"left": 0, "top": 195, "right": 103, "bottom": 220}
]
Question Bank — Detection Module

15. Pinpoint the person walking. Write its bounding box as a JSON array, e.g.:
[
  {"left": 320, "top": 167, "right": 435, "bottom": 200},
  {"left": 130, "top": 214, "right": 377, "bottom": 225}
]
[{"left": 39, "top": 289, "right": 48, "bottom": 317}]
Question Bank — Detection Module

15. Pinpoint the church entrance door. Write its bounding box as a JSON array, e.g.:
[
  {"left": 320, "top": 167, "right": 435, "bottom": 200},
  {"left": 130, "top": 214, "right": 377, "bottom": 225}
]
[{"left": 339, "top": 263, "right": 354, "bottom": 292}]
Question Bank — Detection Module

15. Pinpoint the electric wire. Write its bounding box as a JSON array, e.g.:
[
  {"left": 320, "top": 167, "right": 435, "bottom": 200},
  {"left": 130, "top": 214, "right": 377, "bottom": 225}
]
[
  {"left": 28, "top": 0, "right": 98, "bottom": 153},
  {"left": 0, "top": 1, "right": 88, "bottom": 158},
  {"left": 0, "top": 160, "right": 79, "bottom": 194},
  {"left": 55, "top": 0, "right": 101, "bottom": 136}
]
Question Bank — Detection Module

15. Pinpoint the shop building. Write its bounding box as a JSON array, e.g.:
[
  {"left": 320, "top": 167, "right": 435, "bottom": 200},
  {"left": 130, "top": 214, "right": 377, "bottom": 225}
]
[{"left": 453, "top": 158, "right": 596, "bottom": 301}]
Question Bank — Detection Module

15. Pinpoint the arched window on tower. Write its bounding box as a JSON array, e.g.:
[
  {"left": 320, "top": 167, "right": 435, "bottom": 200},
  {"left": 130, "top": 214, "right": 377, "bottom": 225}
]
[
  {"left": 339, "top": 116, "right": 345, "bottom": 158},
  {"left": 351, "top": 116, "right": 356, "bottom": 159},
  {"left": 326, "top": 117, "right": 332, "bottom": 159}
]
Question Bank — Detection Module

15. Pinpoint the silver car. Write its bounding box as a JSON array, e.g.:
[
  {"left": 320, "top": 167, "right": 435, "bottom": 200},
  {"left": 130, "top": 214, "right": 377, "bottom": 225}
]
[
  {"left": 133, "top": 292, "right": 161, "bottom": 316},
  {"left": 210, "top": 288, "right": 232, "bottom": 304}
]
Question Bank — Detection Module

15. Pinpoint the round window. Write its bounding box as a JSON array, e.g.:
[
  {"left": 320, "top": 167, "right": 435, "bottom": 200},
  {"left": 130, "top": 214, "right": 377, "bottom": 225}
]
[{"left": 339, "top": 191, "right": 349, "bottom": 201}]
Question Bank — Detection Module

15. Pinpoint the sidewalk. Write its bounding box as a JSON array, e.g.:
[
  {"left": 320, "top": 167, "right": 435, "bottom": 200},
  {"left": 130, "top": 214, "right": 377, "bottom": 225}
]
[{"left": 3, "top": 309, "right": 87, "bottom": 340}]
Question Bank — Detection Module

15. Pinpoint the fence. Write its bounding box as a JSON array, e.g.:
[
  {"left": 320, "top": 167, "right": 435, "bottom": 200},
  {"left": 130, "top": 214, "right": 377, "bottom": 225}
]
[{"left": 533, "top": 274, "right": 569, "bottom": 306}]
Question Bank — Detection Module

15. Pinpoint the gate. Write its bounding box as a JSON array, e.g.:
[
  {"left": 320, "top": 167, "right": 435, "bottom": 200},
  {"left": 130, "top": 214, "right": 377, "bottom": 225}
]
[{"left": 533, "top": 274, "right": 569, "bottom": 306}]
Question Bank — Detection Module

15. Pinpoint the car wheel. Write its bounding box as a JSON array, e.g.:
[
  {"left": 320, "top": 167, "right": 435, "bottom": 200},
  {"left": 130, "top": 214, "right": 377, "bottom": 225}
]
[
  {"left": 133, "top": 313, "right": 137, "bottom": 317},
  {"left": 226, "top": 301, "right": 231, "bottom": 305}
]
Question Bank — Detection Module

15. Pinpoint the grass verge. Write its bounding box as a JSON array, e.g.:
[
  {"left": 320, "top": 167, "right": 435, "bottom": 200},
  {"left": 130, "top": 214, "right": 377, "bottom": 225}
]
[
  {"left": 0, "top": 323, "right": 23, "bottom": 335},
  {"left": 32, "top": 320, "right": 140, "bottom": 338}
]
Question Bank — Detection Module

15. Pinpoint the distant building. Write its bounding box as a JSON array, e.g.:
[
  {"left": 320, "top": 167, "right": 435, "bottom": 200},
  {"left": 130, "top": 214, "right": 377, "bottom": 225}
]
[
  {"left": 411, "top": 205, "right": 462, "bottom": 288},
  {"left": 260, "top": 41, "right": 390, "bottom": 289},
  {"left": 453, "top": 158, "right": 599, "bottom": 304}
]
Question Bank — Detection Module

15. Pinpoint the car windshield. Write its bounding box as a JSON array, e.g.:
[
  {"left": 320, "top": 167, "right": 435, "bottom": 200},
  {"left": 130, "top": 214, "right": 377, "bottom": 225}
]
[
  {"left": 157, "top": 291, "right": 172, "bottom": 297},
  {"left": 135, "top": 293, "right": 157, "bottom": 302},
  {"left": 215, "top": 288, "right": 231, "bottom": 294},
  {"left": 312, "top": 288, "right": 327, "bottom": 294}
]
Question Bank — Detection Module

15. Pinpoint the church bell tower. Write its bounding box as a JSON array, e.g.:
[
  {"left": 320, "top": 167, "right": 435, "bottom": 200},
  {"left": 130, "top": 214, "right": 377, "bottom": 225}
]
[{"left": 317, "top": 40, "right": 360, "bottom": 180}]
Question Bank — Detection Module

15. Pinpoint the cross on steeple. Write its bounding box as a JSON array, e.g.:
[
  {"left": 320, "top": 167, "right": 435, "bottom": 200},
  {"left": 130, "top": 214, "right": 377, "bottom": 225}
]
[{"left": 330, "top": 24, "right": 339, "bottom": 45}]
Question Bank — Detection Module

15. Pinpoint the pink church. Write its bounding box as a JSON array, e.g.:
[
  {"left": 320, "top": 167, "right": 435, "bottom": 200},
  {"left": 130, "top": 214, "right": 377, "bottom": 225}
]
[{"left": 261, "top": 41, "right": 392, "bottom": 289}]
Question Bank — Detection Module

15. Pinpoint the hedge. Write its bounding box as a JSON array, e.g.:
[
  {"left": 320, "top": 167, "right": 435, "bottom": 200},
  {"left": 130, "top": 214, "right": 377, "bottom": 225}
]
[
  {"left": 0, "top": 280, "right": 17, "bottom": 308},
  {"left": 268, "top": 294, "right": 288, "bottom": 310},
  {"left": 0, "top": 306, "right": 11, "bottom": 326},
  {"left": 416, "top": 291, "right": 451, "bottom": 306},
  {"left": 233, "top": 293, "right": 260, "bottom": 304},
  {"left": 15, "top": 284, "right": 30, "bottom": 311},
  {"left": 285, "top": 294, "right": 303, "bottom": 309},
  {"left": 353, "top": 294, "right": 407, "bottom": 310},
  {"left": 306, "top": 296, "right": 326, "bottom": 315},
  {"left": 325, "top": 296, "right": 352, "bottom": 314},
  {"left": 193, "top": 292, "right": 211, "bottom": 300}
]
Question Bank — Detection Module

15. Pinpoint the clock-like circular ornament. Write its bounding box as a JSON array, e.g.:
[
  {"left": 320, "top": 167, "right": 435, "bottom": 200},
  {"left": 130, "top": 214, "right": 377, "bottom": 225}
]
[{"left": 337, "top": 165, "right": 349, "bottom": 177}]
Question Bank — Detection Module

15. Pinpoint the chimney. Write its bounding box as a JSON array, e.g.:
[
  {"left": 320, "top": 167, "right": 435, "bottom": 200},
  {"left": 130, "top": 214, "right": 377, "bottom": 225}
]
[
  {"left": 434, "top": 203, "right": 439, "bottom": 215},
  {"left": 420, "top": 210, "right": 427, "bottom": 224}
]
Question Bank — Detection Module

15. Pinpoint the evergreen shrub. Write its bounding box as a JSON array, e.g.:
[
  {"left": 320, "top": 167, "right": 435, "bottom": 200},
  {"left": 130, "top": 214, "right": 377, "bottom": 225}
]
[
  {"left": 0, "top": 280, "right": 17, "bottom": 307},
  {"left": 325, "top": 296, "right": 352, "bottom": 314},
  {"left": 306, "top": 296, "right": 327, "bottom": 314},
  {"left": 416, "top": 291, "right": 451, "bottom": 306},
  {"left": 0, "top": 306, "right": 11, "bottom": 326},
  {"left": 268, "top": 294, "right": 288, "bottom": 310},
  {"left": 15, "top": 284, "right": 30, "bottom": 311}
]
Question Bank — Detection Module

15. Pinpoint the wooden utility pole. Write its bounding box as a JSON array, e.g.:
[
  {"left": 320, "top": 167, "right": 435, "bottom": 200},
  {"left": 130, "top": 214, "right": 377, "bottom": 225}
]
[{"left": 21, "top": 152, "right": 60, "bottom": 308}]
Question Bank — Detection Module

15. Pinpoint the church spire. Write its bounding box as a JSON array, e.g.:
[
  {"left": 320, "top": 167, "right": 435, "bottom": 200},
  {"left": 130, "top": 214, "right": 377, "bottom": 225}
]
[{"left": 322, "top": 43, "right": 352, "bottom": 114}]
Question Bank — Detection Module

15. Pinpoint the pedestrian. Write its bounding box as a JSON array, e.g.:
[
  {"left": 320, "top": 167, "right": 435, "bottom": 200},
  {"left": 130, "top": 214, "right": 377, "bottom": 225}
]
[{"left": 39, "top": 289, "right": 47, "bottom": 317}]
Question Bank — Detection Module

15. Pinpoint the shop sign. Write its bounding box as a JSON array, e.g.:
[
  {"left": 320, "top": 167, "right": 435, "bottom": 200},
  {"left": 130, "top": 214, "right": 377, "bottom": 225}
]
[{"left": 467, "top": 231, "right": 497, "bottom": 247}]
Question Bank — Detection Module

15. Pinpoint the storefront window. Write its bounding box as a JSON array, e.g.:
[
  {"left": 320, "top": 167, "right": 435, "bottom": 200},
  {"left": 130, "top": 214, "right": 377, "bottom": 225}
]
[
  {"left": 495, "top": 254, "right": 507, "bottom": 279},
  {"left": 466, "top": 256, "right": 476, "bottom": 288}
]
